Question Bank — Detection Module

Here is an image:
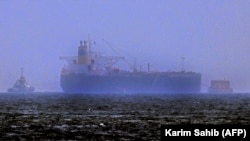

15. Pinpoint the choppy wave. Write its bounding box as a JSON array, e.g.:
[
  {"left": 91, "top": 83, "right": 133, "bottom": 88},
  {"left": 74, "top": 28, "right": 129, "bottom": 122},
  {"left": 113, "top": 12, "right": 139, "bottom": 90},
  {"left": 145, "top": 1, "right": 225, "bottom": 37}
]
[{"left": 0, "top": 92, "right": 249, "bottom": 140}]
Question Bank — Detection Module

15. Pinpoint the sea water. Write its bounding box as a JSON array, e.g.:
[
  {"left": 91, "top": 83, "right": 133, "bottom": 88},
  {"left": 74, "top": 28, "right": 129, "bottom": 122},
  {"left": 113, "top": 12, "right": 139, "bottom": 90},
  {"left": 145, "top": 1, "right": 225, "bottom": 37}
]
[{"left": 0, "top": 92, "right": 249, "bottom": 140}]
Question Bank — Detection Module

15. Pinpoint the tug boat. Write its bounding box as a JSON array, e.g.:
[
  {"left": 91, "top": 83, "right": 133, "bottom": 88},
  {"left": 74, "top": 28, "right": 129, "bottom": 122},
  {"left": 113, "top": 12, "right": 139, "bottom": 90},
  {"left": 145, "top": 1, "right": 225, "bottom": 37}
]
[{"left": 7, "top": 68, "right": 35, "bottom": 93}]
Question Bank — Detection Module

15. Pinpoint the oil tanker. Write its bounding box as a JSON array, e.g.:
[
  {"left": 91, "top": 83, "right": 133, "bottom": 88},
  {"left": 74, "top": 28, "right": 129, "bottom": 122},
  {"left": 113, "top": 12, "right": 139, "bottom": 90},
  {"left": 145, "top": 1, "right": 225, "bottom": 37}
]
[{"left": 60, "top": 40, "right": 201, "bottom": 94}]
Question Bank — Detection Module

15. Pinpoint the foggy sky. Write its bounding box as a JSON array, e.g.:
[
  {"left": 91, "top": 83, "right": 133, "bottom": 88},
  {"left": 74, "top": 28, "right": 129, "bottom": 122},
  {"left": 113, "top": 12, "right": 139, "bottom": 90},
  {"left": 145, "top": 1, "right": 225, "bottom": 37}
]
[{"left": 0, "top": 0, "right": 249, "bottom": 92}]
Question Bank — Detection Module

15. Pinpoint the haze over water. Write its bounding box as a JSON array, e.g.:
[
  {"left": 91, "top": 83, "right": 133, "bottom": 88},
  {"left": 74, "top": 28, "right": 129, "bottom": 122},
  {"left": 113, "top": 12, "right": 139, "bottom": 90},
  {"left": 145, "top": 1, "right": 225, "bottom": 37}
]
[{"left": 0, "top": 1, "right": 250, "bottom": 93}]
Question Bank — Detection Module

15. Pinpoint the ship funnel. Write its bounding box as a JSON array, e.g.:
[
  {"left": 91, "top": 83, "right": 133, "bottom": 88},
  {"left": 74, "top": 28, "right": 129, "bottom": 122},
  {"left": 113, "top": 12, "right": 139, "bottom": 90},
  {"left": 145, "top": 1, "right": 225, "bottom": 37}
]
[{"left": 78, "top": 40, "right": 89, "bottom": 64}]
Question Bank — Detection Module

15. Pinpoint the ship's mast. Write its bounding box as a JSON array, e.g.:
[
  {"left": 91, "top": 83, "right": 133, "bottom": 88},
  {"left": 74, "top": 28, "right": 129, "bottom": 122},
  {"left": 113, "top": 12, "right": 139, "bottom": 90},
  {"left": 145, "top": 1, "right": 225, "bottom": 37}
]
[
  {"left": 181, "top": 57, "right": 185, "bottom": 72},
  {"left": 88, "top": 34, "right": 92, "bottom": 52}
]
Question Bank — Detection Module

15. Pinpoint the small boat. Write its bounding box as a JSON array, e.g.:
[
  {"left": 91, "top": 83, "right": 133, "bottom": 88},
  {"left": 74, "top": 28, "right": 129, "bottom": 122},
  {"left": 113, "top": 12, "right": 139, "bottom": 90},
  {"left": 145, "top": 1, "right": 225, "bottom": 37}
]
[
  {"left": 208, "top": 80, "right": 233, "bottom": 93},
  {"left": 7, "top": 68, "right": 35, "bottom": 93}
]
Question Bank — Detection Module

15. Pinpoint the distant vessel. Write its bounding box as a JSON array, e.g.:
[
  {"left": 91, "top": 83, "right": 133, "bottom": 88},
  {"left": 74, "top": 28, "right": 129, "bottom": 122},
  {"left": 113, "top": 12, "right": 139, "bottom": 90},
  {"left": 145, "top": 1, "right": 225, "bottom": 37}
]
[
  {"left": 208, "top": 80, "right": 233, "bottom": 93},
  {"left": 60, "top": 39, "right": 201, "bottom": 94},
  {"left": 8, "top": 68, "right": 35, "bottom": 93}
]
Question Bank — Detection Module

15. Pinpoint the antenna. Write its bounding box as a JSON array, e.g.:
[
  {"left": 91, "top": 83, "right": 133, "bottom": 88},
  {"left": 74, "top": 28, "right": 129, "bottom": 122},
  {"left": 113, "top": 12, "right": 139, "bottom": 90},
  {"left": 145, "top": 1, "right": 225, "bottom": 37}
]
[
  {"left": 147, "top": 63, "right": 150, "bottom": 72},
  {"left": 181, "top": 57, "right": 185, "bottom": 72},
  {"left": 133, "top": 58, "right": 138, "bottom": 72},
  {"left": 88, "top": 34, "right": 91, "bottom": 51},
  {"left": 87, "top": 34, "right": 96, "bottom": 52}
]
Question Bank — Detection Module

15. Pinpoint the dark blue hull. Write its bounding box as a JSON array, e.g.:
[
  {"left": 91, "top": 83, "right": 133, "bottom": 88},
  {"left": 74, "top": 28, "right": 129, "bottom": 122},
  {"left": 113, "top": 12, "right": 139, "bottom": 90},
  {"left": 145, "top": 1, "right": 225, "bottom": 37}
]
[{"left": 60, "top": 72, "right": 201, "bottom": 94}]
